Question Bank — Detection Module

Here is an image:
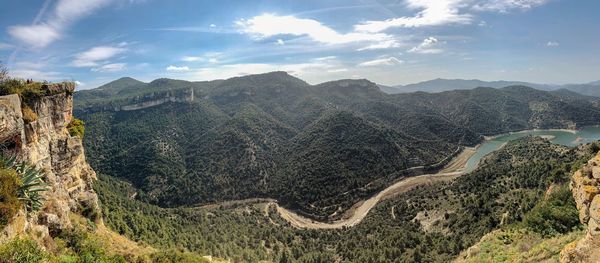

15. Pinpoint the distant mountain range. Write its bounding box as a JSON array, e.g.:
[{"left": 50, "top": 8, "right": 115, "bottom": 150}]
[{"left": 380, "top": 78, "right": 600, "bottom": 97}]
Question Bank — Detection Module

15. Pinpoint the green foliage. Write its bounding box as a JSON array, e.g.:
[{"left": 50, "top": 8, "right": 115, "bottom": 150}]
[
  {"left": 67, "top": 118, "right": 85, "bottom": 138},
  {"left": 0, "top": 168, "right": 21, "bottom": 228},
  {"left": 0, "top": 78, "right": 74, "bottom": 101},
  {"left": 525, "top": 186, "right": 581, "bottom": 237},
  {"left": 0, "top": 238, "right": 48, "bottom": 263},
  {"left": 55, "top": 226, "right": 127, "bottom": 263},
  {"left": 21, "top": 105, "right": 38, "bottom": 123},
  {"left": 0, "top": 155, "right": 48, "bottom": 214},
  {"left": 147, "top": 250, "right": 209, "bottom": 263},
  {"left": 93, "top": 138, "right": 590, "bottom": 262},
  {"left": 77, "top": 73, "right": 600, "bottom": 219}
]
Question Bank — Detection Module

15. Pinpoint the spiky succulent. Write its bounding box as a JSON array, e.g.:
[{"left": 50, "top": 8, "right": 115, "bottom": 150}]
[{"left": 0, "top": 155, "right": 48, "bottom": 213}]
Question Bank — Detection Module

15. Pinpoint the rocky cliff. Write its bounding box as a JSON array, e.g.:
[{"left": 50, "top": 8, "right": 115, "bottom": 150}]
[
  {"left": 0, "top": 86, "right": 100, "bottom": 245},
  {"left": 561, "top": 152, "right": 600, "bottom": 262}
]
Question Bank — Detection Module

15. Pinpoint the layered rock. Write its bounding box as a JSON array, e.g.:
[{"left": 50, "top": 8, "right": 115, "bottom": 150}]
[
  {"left": 0, "top": 90, "right": 99, "bottom": 243},
  {"left": 560, "top": 152, "right": 600, "bottom": 262}
]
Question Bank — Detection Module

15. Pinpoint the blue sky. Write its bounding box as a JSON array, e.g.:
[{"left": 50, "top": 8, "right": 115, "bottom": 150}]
[{"left": 0, "top": 0, "right": 599, "bottom": 89}]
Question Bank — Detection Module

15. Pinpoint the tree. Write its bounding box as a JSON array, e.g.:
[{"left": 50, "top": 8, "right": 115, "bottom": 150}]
[{"left": 0, "top": 61, "right": 8, "bottom": 82}]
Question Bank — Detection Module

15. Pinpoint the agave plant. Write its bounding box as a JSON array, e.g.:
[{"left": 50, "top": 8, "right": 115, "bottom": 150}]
[{"left": 0, "top": 155, "right": 48, "bottom": 213}]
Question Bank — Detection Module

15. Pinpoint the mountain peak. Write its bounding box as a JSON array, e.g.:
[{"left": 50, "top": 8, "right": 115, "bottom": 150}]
[{"left": 96, "top": 77, "right": 145, "bottom": 91}]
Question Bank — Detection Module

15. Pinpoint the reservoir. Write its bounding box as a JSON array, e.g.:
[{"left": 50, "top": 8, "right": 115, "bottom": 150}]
[{"left": 464, "top": 126, "right": 600, "bottom": 172}]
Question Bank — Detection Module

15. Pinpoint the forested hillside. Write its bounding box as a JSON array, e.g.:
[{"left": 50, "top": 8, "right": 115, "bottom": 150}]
[
  {"left": 94, "top": 137, "right": 595, "bottom": 262},
  {"left": 75, "top": 72, "right": 600, "bottom": 219}
]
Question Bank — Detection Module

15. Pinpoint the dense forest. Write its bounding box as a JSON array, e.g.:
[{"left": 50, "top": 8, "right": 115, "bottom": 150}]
[
  {"left": 75, "top": 72, "right": 600, "bottom": 219},
  {"left": 94, "top": 137, "right": 594, "bottom": 262}
]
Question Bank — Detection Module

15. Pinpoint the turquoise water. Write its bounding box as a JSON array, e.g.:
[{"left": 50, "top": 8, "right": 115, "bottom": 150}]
[{"left": 464, "top": 126, "right": 600, "bottom": 172}]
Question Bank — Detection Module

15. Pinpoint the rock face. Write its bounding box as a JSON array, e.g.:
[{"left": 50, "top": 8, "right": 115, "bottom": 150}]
[
  {"left": 560, "top": 152, "right": 600, "bottom": 262},
  {"left": 0, "top": 91, "right": 99, "bottom": 243}
]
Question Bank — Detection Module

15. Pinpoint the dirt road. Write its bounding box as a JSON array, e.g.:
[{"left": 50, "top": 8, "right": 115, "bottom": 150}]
[{"left": 273, "top": 147, "right": 477, "bottom": 229}]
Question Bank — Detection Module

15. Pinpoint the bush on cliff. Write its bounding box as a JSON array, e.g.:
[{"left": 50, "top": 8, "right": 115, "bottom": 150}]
[
  {"left": 0, "top": 78, "right": 75, "bottom": 100},
  {"left": 21, "top": 105, "right": 38, "bottom": 123},
  {"left": 67, "top": 118, "right": 85, "bottom": 138},
  {"left": 0, "top": 155, "right": 48, "bottom": 215},
  {"left": 0, "top": 238, "right": 48, "bottom": 263},
  {"left": 0, "top": 167, "right": 21, "bottom": 228}
]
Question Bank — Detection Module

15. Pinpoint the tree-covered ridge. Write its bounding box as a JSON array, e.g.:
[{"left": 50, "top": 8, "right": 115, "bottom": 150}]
[
  {"left": 94, "top": 137, "right": 594, "bottom": 262},
  {"left": 75, "top": 72, "right": 600, "bottom": 218}
]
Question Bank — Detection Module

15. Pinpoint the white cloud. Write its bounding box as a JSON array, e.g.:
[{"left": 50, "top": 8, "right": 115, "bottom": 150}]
[
  {"left": 166, "top": 65, "right": 191, "bottom": 72},
  {"left": 408, "top": 37, "right": 444, "bottom": 54},
  {"left": 276, "top": 39, "right": 285, "bottom": 45},
  {"left": 358, "top": 57, "right": 403, "bottom": 67},
  {"left": 355, "top": 0, "right": 472, "bottom": 32},
  {"left": 472, "top": 0, "right": 549, "bottom": 12},
  {"left": 0, "top": 42, "right": 14, "bottom": 50},
  {"left": 91, "top": 63, "right": 127, "bottom": 72},
  {"left": 237, "top": 14, "right": 395, "bottom": 45},
  {"left": 8, "top": 0, "right": 113, "bottom": 48},
  {"left": 478, "top": 20, "right": 488, "bottom": 27},
  {"left": 354, "top": 0, "right": 550, "bottom": 33},
  {"left": 181, "top": 52, "right": 221, "bottom": 63},
  {"left": 74, "top": 80, "right": 85, "bottom": 87},
  {"left": 210, "top": 24, "right": 217, "bottom": 28},
  {"left": 546, "top": 41, "right": 559, "bottom": 47},
  {"left": 357, "top": 40, "right": 402, "bottom": 51},
  {"left": 72, "top": 46, "right": 127, "bottom": 67},
  {"left": 7, "top": 24, "right": 60, "bottom": 48},
  {"left": 9, "top": 69, "right": 62, "bottom": 81},
  {"left": 182, "top": 56, "right": 203, "bottom": 62}
]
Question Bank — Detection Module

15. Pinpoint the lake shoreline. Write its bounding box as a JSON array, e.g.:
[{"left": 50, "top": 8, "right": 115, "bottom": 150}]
[{"left": 482, "top": 128, "right": 578, "bottom": 141}]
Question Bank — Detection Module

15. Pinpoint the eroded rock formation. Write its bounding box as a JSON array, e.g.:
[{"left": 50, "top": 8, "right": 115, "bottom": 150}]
[
  {"left": 561, "top": 152, "right": 600, "bottom": 262},
  {"left": 0, "top": 88, "right": 99, "bottom": 244}
]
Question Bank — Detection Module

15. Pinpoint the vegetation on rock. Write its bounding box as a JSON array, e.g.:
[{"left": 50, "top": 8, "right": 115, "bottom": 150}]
[
  {"left": 0, "top": 155, "right": 48, "bottom": 215},
  {"left": 67, "top": 118, "right": 85, "bottom": 138},
  {"left": 0, "top": 238, "right": 48, "bottom": 263},
  {"left": 0, "top": 167, "right": 20, "bottom": 228}
]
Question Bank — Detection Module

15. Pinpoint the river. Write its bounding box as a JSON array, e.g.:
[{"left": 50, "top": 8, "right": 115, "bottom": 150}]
[{"left": 464, "top": 126, "right": 600, "bottom": 172}]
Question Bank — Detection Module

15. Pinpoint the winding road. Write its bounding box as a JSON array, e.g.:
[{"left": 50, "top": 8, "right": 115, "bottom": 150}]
[{"left": 271, "top": 147, "right": 477, "bottom": 229}]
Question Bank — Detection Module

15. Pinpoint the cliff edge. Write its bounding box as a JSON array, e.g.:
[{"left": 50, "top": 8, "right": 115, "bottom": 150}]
[
  {"left": 561, "top": 152, "right": 600, "bottom": 262},
  {"left": 0, "top": 85, "right": 100, "bottom": 245}
]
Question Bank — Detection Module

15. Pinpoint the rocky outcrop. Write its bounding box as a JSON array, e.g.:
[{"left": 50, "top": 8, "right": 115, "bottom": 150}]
[
  {"left": 560, "top": 152, "right": 600, "bottom": 262},
  {"left": 0, "top": 91, "right": 99, "bottom": 244}
]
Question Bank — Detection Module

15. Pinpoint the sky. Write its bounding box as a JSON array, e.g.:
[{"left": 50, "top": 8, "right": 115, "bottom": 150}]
[{"left": 0, "top": 0, "right": 599, "bottom": 89}]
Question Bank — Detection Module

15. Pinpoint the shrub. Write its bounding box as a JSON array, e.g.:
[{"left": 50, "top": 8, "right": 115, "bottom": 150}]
[
  {"left": 524, "top": 186, "right": 580, "bottom": 237},
  {"left": 57, "top": 227, "right": 127, "bottom": 263},
  {"left": 148, "top": 250, "right": 210, "bottom": 263},
  {"left": 21, "top": 105, "right": 38, "bottom": 123},
  {"left": 67, "top": 118, "right": 85, "bottom": 138},
  {"left": 0, "top": 75, "right": 74, "bottom": 103},
  {"left": 0, "top": 168, "right": 21, "bottom": 228},
  {"left": 0, "top": 155, "right": 48, "bottom": 214},
  {"left": 0, "top": 238, "right": 48, "bottom": 263}
]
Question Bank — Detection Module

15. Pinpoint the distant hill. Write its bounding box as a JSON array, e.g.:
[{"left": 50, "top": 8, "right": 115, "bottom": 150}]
[
  {"left": 75, "top": 72, "right": 600, "bottom": 219},
  {"left": 560, "top": 83, "right": 600, "bottom": 97},
  {"left": 380, "top": 78, "right": 600, "bottom": 97}
]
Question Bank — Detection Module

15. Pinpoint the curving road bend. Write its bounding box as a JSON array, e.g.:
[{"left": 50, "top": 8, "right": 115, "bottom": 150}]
[{"left": 272, "top": 147, "right": 477, "bottom": 229}]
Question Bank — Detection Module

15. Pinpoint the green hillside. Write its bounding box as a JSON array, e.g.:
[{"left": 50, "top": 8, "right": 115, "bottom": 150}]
[{"left": 75, "top": 72, "right": 600, "bottom": 219}]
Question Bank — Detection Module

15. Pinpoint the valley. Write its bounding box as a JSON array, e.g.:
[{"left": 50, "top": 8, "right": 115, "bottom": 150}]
[
  {"left": 191, "top": 126, "right": 600, "bottom": 229},
  {"left": 75, "top": 72, "right": 600, "bottom": 221},
  {"left": 1, "top": 1, "right": 599, "bottom": 262}
]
